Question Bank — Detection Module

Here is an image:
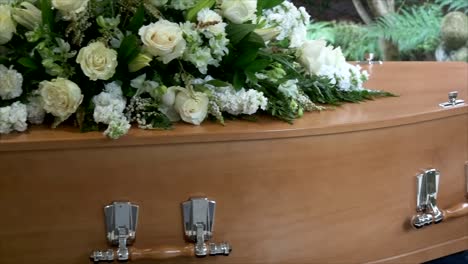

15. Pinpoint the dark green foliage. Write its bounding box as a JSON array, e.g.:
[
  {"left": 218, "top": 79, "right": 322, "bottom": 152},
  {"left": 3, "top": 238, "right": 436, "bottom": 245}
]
[
  {"left": 435, "top": 0, "right": 468, "bottom": 13},
  {"left": 371, "top": 4, "right": 443, "bottom": 53},
  {"left": 300, "top": 76, "right": 395, "bottom": 106}
]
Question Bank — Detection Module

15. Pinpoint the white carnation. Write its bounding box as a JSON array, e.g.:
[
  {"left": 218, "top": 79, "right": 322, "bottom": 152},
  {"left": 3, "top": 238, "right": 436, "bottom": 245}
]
[
  {"left": 93, "top": 82, "right": 127, "bottom": 124},
  {"left": 104, "top": 116, "right": 131, "bottom": 140},
  {"left": 0, "top": 64, "right": 23, "bottom": 100},
  {"left": 27, "top": 93, "right": 46, "bottom": 125},
  {"left": 0, "top": 101, "right": 27, "bottom": 134}
]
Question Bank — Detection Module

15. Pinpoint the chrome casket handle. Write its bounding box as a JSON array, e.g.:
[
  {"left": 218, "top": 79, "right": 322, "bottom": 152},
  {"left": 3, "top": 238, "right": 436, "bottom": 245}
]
[
  {"left": 90, "top": 198, "right": 231, "bottom": 262},
  {"left": 411, "top": 168, "right": 468, "bottom": 229}
]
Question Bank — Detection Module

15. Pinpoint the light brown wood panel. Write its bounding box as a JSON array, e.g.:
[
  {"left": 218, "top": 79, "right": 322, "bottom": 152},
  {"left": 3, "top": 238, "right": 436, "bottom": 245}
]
[{"left": 0, "top": 114, "right": 466, "bottom": 264}]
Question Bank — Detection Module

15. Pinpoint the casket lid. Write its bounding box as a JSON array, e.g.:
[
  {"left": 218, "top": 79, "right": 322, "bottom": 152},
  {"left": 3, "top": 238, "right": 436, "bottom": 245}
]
[{"left": 0, "top": 62, "right": 467, "bottom": 151}]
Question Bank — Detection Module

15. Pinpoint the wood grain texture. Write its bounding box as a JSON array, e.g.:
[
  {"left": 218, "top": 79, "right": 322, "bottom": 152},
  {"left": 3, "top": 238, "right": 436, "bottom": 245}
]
[
  {"left": 0, "top": 62, "right": 467, "bottom": 264},
  {"left": 443, "top": 203, "right": 468, "bottom": 220},
  {"left": 131, "top": 245, "right": 195, "bottom": 260}
]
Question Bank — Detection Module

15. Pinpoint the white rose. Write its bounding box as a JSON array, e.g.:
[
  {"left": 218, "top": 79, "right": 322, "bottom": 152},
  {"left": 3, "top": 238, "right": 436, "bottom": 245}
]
[
  {"left": 298, "top": 40, "right": 347, "bottom": 75},
  {"left": 39, "top": 78, "right": 83, "bottom": 127},
  {"left": 76, "top": 42, "right": 118, "bottom": 81},
  {"left": 52, "top": 0, "right": 89, "bottom": 14},
  {"left": 0, "top": 65, "right": 23, "bottom": 100},
  {"left": 220, "top": 0, "right": 257, "bottom": 24},
  {"left": 0, "top": 5, "right": 16, "bottom": 45},
  {"left": 139, "top": 20, "right": 186, "bottom": 64},
  {"left": 174, "top": 90, "right": 209, "bottom": 125}
]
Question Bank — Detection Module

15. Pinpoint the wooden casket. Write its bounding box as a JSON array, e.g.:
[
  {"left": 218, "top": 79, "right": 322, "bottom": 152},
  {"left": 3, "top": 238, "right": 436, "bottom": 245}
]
[{"left": 0, "top": 62, "right": 467, "bottom": 264}]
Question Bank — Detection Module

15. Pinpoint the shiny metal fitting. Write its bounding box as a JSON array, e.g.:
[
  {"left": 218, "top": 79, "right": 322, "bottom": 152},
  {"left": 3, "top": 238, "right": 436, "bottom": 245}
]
[
  {"left": 90, "top": 202, "right": 139, "bottom": 262},
  {"left": 357, "top": 53, "right": 383, "bottom": 65},
  {"left": 182, "top": 197, "right": 231, "bottom": 257},
  {"left": 412, "top": 169, "right": 444, "bottom": 229},
  {"left": 439, "top": 91, "right": 465, "bottom": 108}
]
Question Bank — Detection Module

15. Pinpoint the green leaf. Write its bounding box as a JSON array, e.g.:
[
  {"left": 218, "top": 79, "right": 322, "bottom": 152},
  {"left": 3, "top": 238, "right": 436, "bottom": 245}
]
[
  {"left": 258, "top": 0, "right": 284, "bottom": 10},
  {"left": 18, "top": 57, "right": 39, "bottom": 70},
  {"left": 233, "top": 71, "right": 245, "bottom": 90},
  {"left": 233, "top": 48, "right": 259, "bottom": 68},
  {"left": 226, "top": 23, "right": 257, "bottom": 45},
  {"left": 238, "top": 32, "right": 266, "bottom": 49},
  {"left": 40, "top": 0, "right": 54, "bottom": 32},
  {"left": 244, "top": 59, "right": 271, "bottom": 73},
  {"left": 186, "top": 0, "right": 216, "bottom": 21},
  {"left": 118, "top": 34, "right": 140, "bottom": 63},
  {"left": 207, "top": 79, "right": 231, "bottom": 87},
  {"left": 127, "top": 5, "right": 145, "bottom": 33}
]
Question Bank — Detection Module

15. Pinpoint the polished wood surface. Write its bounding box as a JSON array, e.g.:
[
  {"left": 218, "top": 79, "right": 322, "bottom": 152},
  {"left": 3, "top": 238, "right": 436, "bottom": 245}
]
[
  {"left": 131, "top": 245, "right": 195, "bottom": 260},
  {"left": 0, "top": 62, "right": 467, "bottom": 264},
  {"left": 443, "top": 202, "right": 468, "bottom": 220},
  {"left": 0, "top": 62, "right": 466, "bottom": 152}
]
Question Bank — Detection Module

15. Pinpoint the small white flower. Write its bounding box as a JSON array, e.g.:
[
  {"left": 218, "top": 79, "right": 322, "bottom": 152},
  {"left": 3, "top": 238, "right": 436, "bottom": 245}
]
[
  {"left": 198, "top": 8, "right": 223, "bottom": 25},
  {"left": 76, "top": 42, "right": 118, "bottom": 81},
  {"left": 260, "top": 2, "right": 310, "bottom": 48},
  {"left": 27, "top": 92, "right": 46, "bottom": 125},
  {"left": 104, "top": 116, "right": 131, "bottom": 140},
  {"left": 39, "top": 78, "right": 83, "bottom": 127},
  {"left": 0, "top": 5, "right": 16, "bottom": 45},
  {"left": 139, "top": 20, "right": 186, "bottom": 64},
  {"left": 0, "top": 65, "right": 23, "bottom": 100},
  {"left": 0, "top": 101, "right": 27, "bottom": 134},
  {"left": 220, "top": 0, "right": 257, "bottom": 24},
  {"left": 208, "top": 85, "right": 268, "bottom": 115}
]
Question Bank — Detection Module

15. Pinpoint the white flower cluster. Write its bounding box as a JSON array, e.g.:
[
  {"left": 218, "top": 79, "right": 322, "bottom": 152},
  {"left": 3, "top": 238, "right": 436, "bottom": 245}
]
[
  {"left": 0, "top": 64, "right": 23, "bottom": 100},
  {"left": 318, "top": 64, "right": 369, "bottom": 91},
  {"left": 261, "top": 1, "right": 310, "bottom": 48},
  {"left": 27, "top": 92, "right": 46, "bottom": 125},
  {"left": 181, "top": 8, "right": 229, "bottom": 74},
  {"left": 92, "top": 82, "right": 130, "bottom": 139},
  {"left": 208, "top": 86, "right": 268, "bottom": 116},
  {"left": 0, "top": 101, "right": 27, "bottom": 134}
]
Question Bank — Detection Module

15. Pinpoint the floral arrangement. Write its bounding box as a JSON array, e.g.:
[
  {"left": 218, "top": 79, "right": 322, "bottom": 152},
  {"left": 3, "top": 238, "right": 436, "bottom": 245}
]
[{"left": 0, "top": 0, "right": 392, "bottom": 139}]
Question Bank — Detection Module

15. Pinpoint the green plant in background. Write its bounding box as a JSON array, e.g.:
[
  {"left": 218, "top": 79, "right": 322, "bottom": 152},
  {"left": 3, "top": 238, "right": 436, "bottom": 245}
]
[
  {"left": 435, "top": 0, "right": 468, "bottom": 13},
  {"left": 371, "top": 4, "right": 443, "bottom": 60},
  {"left": 306, "top": 0, "right": 467, "bottom": 61},
  {"left": 307, "top": 22, "right": 381, "bottom": 61}
]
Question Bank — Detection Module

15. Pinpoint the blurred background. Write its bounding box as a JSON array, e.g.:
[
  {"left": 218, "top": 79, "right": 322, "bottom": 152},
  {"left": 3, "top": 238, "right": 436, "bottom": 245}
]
[{"left": 293, "top": 0, "right": 468, "bottom": 61}]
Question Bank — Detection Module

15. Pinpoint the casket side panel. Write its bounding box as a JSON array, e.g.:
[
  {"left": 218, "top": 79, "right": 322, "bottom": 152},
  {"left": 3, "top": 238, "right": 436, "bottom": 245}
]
[{"left": 0, "top": 114, "right": 466, "bottom": 264}]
